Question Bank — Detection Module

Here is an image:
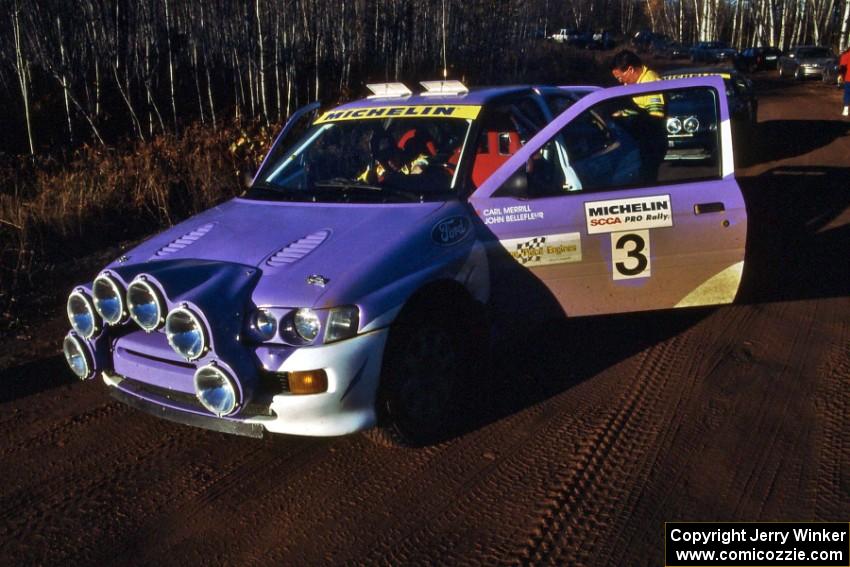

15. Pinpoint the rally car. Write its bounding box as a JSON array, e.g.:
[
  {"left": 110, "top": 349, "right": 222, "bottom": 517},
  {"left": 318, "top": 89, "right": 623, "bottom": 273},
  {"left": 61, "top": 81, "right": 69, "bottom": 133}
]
[{"left": 64, "top": 77, "right": 746, "bottom": 447}]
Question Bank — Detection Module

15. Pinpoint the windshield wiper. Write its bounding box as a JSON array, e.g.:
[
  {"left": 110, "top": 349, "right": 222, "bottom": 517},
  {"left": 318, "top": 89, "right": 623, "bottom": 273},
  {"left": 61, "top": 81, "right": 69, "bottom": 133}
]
[{"left": 313, "top": 179, "right": 421, "bottom": 202}]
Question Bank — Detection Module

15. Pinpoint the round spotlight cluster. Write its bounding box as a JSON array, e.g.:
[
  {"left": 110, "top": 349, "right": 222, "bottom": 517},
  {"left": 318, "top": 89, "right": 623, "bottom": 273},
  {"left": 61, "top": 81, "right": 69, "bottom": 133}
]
[
  {"left": 666, "top": 117, "right": 683, "bottom": 135},
  {"left": 165, "top": 307, "right": 207, "bottom": 361},
  {"left": 67, "top": 290, "right": 99, "bottom": 339},
  {"left": 63, "top": 334, "right": 92, "bottom": 379},
  {"left": 92, "top": 274, "right": 125, "bottom": 325},
  {"left": 194, "top": 364, "right": 239, "bottom": 416},
  {"left": 683, "top": 116, "right": 700, "bottom": 133},
  {"left": 127, "top": 279, "right": 164, "bottom": 331}
]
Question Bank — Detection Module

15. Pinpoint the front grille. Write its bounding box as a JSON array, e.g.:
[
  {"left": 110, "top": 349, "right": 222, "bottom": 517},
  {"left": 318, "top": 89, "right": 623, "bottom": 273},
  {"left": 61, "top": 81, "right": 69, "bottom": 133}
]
[{"left": 118, "top": 376, "right": 274, "bottom": 417}]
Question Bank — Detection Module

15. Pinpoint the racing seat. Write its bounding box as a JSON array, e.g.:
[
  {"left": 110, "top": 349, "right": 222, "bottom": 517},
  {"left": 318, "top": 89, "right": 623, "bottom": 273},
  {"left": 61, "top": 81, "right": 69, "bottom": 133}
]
[{"left": 471, "top": 130, "right": 522, "bottom": 187}]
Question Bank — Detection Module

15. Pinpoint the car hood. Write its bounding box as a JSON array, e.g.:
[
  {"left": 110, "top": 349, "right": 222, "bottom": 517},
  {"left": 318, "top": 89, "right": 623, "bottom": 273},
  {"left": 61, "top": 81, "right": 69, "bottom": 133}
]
[
  {"left": 798, "top": 57, "right": 833, "bottom": 65},
  {"left": 108, "top": 197, "right": 463, "bottom": 308}
]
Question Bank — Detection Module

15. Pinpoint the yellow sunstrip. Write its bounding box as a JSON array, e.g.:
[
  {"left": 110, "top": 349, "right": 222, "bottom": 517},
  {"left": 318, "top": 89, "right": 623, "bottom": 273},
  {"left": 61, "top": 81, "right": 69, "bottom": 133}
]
[
  {"left": 314, "top": 105, "right": 481, "bottom": 124},
  {"left": 666, "top": 72, "right": 732, "bottom": 80}
]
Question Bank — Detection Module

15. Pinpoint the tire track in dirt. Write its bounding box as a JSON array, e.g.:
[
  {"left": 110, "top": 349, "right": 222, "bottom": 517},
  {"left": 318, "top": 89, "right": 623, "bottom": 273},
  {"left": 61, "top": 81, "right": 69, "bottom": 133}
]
[
  {"left": 0, "top": 417, "right": 221, "bottom": 563},
  {"left": 510, "top": 329, "right": 693, "bottom": 566},
  {"left": 240, "top": 401, "right": 583, "bottom": 566},
  {"left": 811, "top": 316, "right": 850, "bottom": 521},
  {"left": 94, "top": 435, "right": 327, "bottom": 567},
  {"left": 601, "top": 299, "right": 831, "bottom": 564}
]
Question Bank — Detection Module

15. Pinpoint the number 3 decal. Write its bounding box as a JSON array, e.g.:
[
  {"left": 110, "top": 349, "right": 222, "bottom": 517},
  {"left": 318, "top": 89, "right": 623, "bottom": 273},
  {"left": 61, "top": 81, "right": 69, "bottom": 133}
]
[{"left": 612, "top": 230, "right": 650, "bottom": 280}]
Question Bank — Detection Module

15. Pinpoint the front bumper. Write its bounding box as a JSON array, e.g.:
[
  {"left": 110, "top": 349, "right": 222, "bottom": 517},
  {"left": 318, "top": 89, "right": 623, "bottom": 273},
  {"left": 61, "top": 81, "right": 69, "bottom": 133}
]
[
  {"left": 105, "top": 328, "right": 389, "bottom": 437},
  {"left": 800, "top": 66, "right": 825, "bottom": 77}
]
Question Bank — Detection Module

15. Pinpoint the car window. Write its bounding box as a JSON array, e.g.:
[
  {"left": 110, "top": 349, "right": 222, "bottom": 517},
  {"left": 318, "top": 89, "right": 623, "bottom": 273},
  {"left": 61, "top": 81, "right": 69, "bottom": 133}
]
[
  {"left": 468, "top": 96, "right": 546, "bottom": 190},
  {"left": 492, "top": 87, "right": 723, "bottom": 198},
  {"left": 544, "top": 94, "right": 578, "bottom": 117}
]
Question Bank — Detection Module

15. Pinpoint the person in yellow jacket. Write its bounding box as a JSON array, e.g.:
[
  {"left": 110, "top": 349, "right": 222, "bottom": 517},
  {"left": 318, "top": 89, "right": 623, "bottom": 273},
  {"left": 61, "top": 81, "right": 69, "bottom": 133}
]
[
  {"left": 609, "top": 49, "right": 665, "bottom": 116},
  {"left": 609, "top": 49, "right": 667, "bottom": 184}
]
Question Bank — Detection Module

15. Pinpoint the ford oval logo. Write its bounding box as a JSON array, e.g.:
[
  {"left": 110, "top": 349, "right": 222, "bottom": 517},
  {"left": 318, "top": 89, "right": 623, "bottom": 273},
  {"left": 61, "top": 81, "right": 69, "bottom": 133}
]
[{"left": 432, "top": 216, "right": 470, "bottom": 246}]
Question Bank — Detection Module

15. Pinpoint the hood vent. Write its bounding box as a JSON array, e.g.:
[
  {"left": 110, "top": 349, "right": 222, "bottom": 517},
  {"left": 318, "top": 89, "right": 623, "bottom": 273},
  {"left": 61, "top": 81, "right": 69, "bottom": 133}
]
[
  {"left": 266, "top": 230, "right": 330, "bottom": 267},
  {"left": 155, "top": 223, "right": 216, "bottom": 257}
]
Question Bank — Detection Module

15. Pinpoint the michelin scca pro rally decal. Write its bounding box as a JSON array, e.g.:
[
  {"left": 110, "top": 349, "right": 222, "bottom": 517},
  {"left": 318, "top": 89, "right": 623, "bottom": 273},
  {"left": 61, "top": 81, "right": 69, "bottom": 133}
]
[
  {"left": 584, "top": 195, "right": 673, "bottom": 235},
  {"left": 499, "top": 233, "right": 582, "bottom": 267}
]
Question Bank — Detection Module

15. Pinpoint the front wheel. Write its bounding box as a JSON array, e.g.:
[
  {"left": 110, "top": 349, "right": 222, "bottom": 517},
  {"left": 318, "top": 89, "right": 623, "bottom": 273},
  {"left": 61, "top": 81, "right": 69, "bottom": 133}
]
[{"left": 366, "top": 302, "right": 478, "bottom": 448}]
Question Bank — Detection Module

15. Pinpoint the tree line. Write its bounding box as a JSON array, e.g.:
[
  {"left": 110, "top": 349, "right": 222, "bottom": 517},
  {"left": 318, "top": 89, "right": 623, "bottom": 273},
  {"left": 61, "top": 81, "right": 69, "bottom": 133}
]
[{"left": 2, "top": 0, "right": 849, "bottom": 157}]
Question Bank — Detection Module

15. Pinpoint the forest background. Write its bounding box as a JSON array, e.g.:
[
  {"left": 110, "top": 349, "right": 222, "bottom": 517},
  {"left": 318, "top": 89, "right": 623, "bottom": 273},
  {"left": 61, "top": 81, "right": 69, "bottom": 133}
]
[{"left": 1, "top": 0, "right": 849, "bottom": 316}]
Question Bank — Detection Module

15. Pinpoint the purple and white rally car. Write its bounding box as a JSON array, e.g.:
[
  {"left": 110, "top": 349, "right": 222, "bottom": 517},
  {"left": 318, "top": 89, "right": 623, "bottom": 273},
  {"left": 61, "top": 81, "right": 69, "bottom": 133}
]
[{"left": 63, "top": 77, "right": 746, "bottom": 446}]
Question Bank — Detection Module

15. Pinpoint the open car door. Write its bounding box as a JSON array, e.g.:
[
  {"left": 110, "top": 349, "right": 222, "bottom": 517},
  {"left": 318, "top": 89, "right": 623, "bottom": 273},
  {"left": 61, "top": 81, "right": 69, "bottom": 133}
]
[{"left": 469, "top": 76, "right": 746, "bottom": 317}]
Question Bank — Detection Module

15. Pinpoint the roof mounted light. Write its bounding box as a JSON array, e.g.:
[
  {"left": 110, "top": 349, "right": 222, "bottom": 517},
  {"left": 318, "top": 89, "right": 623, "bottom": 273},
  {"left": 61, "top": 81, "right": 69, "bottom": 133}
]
[
  {"left": 419, "top": 80, "right": 469, "bottom": 96},
  {"left": 366, "top": 82, "right": 413, "bottom": 98}
]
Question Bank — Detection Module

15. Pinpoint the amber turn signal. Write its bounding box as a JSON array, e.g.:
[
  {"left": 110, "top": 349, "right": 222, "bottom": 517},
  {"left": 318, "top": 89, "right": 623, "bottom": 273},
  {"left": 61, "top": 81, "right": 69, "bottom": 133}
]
[{"left": 289, "top": 369, "right": 328, "bottom": 395}]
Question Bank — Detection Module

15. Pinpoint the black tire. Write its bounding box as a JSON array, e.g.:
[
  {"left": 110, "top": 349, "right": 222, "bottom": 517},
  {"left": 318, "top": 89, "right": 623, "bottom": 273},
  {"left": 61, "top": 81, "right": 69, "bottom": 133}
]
[
  {"left": 365, "top": 300, "right": 478, "bottom": 448},
  {"left": 794, "top": 68, "right": 802, "bottom": 81}
]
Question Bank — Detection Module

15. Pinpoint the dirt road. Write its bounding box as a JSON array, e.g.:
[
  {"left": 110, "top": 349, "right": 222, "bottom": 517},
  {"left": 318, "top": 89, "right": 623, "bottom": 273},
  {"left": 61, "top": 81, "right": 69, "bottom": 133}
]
[{"left": 1, "top": 74, "right": 848, "bottom": 566}]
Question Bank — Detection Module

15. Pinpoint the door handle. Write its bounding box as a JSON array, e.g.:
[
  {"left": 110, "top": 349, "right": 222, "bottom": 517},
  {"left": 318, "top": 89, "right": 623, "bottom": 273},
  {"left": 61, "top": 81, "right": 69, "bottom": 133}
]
[{"left": 694, "top": 202, "right": 725, "bottom": 214}]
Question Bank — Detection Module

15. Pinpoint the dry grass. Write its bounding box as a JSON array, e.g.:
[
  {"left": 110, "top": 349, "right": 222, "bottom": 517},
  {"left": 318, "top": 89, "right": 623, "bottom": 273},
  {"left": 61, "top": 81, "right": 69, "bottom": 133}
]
[{"left": 0, "top": 120, "right": 274, "bottom": 302}]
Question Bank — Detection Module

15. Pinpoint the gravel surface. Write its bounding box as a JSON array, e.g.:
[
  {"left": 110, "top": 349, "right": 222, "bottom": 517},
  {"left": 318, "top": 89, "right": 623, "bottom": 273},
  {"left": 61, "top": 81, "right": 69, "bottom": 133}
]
[{"left": 1, "top": 73, "right": 848, "bottom": 566}]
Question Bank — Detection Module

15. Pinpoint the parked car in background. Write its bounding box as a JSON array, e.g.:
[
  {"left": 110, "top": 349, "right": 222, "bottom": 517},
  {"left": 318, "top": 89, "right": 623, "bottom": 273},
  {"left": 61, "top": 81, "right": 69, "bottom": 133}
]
[
  {"left": 778, "top": 46, "right": 835, "bottom": 80},
  {"left": 691, "top": 41, "right": 738, "bottom": 63},
  {"left": 658, "top": 41, "right": 691, "bottom": 60},
  {"left": 631, "top": 30, "right": 655, "bottom": 52},
  {"left": 62, "top": 77, "right": 746, "bottom": 447},
  {"left": 821, "top": 61, "right": 844, "bottom": 87},
  {"left": 586, "top": 30, "right": 616, "bottom": 50},
  {"left": 735, "top": 46, "right": 783, "bottom": 72}
]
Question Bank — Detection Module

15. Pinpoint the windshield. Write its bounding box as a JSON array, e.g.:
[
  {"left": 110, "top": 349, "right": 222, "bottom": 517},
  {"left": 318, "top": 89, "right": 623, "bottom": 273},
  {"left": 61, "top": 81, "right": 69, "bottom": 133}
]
[
  {"left": 251, "top": 106, "right": 477, "bottom": 203},
  {"left": 797, "top": 48, "right": 831, "bottom": 59}
]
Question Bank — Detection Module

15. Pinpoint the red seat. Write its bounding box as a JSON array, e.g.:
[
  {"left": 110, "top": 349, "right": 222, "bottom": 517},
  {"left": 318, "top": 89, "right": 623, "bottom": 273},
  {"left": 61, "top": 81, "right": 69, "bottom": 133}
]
[{"left": 471, "top": 131, "right": 521, "bottom": 187}]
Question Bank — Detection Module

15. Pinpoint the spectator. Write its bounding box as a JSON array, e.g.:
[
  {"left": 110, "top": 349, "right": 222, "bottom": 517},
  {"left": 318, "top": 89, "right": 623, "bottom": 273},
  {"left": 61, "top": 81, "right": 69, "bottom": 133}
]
[{"left": 839, "top": 47, "right": 850, "bottom": 117}]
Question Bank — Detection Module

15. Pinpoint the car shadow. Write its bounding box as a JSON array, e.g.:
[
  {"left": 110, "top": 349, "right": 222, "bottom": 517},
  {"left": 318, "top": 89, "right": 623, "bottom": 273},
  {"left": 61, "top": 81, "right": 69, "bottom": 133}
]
[
  {"left": 0, "top": 355, "right": 76, "bottom": 404},
  {"left": 736, "top": 120, "right": 850, "bottom": 167},
  {"left": 737, "top": 165, "right": 850, "bottom": 303}
]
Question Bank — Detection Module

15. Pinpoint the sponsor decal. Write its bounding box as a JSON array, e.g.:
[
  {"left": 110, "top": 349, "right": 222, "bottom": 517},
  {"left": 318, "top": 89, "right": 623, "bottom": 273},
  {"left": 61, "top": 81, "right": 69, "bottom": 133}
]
[
  {"left": 432, "top": 216, "right": 471, "bottom": 246},
  {"left": 611, "top": 230, "right": 651, "bottom": 280},
  {"left": 664, "top": 72, "right": 731, "bottom": 80},
  {"left": 584, "top": 195, "right": 673, "bottom": 234},
  {"left": 314, "top": 105, "right": 481, "bottom": 124},
  {"left": 499, "top": 232, "right": 582, "bottom": 267},
  {"left": 481, "top": 204, "right": 545, "bottom": 225}
]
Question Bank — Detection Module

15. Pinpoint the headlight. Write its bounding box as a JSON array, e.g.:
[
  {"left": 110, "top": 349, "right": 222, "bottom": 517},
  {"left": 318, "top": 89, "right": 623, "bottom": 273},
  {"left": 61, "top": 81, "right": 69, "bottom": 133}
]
[
  {"left": 194, "top": 363, "right": 239, "bottom": 416},
  {"left": 683, "top": 116, "right": 700, "bottom": 133},
  {"left": 165, "top": 307, "right": 207, "bottom": 361},
  {"left": 67, "top": 290, "right": 99, "bottom": 339},
  {"left": 92, "top": 274, "right": 125, "bottom": 325},
  {"left": 63, "top": 333, "right": 92, "bottom": 379},
  {"left": 127, "top": 279, "right": 164, "bottom": 331},
  {"left": 248, "top": 308, "right": 277, "bottom": 342},
  {"left": 293, "top": 308, "right": 321, "bottom": 342},
  {"left": 325, "top": 306, "right": 360, "bottom": 343},
  {"left": 666, "top": 117, "right": 682, "bottom": 134}
]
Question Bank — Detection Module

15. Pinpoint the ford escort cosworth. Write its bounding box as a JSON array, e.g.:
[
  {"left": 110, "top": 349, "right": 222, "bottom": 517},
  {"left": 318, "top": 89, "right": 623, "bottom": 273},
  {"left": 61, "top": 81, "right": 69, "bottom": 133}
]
[{"left": 63, "top": 77, "right": 746, "bottom": 446}]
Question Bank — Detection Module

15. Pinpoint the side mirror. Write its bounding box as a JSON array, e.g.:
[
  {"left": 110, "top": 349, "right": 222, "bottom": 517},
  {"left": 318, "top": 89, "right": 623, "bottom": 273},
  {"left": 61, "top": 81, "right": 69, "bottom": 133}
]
[{"left": 243, "top": 171, "right": 255, "bottom": 189}]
